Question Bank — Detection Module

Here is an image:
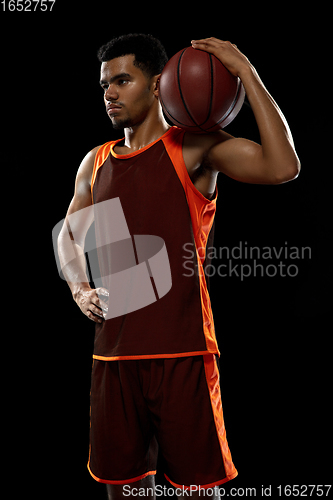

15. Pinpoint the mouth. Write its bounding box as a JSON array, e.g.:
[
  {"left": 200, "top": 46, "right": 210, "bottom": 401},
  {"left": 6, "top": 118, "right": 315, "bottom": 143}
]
[{"left": 106, "top": 104, "right": 122, "bottom": 115}]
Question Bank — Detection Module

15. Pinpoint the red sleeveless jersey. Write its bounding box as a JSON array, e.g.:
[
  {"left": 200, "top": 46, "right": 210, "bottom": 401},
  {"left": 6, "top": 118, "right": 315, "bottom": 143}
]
[{"left": 90, "top": 126, "right": 219, "bottom": 360}]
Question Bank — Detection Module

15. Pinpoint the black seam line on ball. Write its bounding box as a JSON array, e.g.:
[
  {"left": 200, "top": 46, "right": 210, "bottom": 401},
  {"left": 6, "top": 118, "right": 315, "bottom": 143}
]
[
  {"left": 208, "top": 79, "right": 244, "bottom": 130},
  {"left": 198, "top": 53, "right": 214, "bottom": 128},
  {"left": 160, "top": 91, "right": 193, "bottom": 128},
  {"left": 177, "top": 48, "right": 207, "bottom": 132}
]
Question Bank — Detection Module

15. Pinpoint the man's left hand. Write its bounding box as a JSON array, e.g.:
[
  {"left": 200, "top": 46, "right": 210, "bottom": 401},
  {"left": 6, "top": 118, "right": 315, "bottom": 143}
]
[{"left": 191, "top": 37, "right": 251, "bottom": 78}]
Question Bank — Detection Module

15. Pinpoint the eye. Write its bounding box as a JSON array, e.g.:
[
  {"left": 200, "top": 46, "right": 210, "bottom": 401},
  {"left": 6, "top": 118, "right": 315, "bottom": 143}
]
[{"left": 118, "top": 79, "right": 129, "bottom": 86}]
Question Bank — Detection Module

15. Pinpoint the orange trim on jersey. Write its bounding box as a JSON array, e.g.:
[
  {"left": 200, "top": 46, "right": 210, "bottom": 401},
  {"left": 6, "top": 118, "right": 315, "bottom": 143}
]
[
  {"left": 161, "top": 128, "right": 218, "bottom": 256},
  {"left": 110, "top": 127, "right": 176, "bottom": 159},
  {"left": 162, "top": 128, "right": 219, "bottom": 355},
  {"left": 92, "top": 350, "right": 215, "bottom": 362},
  {"left": 203, "top": 354, "right": 238, "bottom": 482},
  {"left": 90, "top": 128, "right": 177, "bottom": 199},
  {"left": 91, "top": 141, "right": 113, "bottom": 202},
  {"left": 87, "top": 461, "right": 156, "bottom": 485}
]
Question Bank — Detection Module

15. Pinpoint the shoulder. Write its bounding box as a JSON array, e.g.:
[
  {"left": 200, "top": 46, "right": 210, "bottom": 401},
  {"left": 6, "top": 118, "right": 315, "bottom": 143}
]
[
  {"left": 74, "top": 145, "right": 102, "bottom": 200},
  {"left": 78, "top": 145, "right": 102, "bottom": 174},
  {"left": 182, "top": 129, "right": 234, "bottom": 172},
  {"left": 64, "top": 146, "right": 102, "bottom": 216},
  {"left": 76, "top": 145, "right": 102, "bottom": 185},
  {"left": 184, "top": 129, "right": 234, "bottom": 151}
]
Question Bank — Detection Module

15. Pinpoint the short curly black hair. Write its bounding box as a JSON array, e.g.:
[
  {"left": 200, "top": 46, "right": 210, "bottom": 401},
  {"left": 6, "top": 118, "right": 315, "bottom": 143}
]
[{"left": 97, "top": 33, "right": 168, "bottom": 79}]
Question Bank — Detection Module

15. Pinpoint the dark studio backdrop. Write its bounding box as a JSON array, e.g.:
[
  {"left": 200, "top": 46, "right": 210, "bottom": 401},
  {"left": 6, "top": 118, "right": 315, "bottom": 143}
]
[{"left": 3, "top": 2, "right": 330, "bottom": 497}]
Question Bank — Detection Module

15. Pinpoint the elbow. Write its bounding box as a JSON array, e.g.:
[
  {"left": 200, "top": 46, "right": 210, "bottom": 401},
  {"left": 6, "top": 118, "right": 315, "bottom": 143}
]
[
  {"left": 285, "top": 159, "right": 301, "bottom": 182},
  {"left": 274, "top": 158, "right": 301, "bottom": 184}
]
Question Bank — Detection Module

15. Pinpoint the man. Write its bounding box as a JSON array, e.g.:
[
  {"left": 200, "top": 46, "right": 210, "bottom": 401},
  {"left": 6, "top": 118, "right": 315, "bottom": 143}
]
[{"left": 57, "top": 34, "right": 300, "bottom": 499}]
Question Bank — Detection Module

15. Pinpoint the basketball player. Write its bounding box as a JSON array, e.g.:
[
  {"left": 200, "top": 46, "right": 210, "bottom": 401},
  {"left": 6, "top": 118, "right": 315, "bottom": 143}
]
[{"left": 58, "top": 34, "right": 300, "bottom": 499}]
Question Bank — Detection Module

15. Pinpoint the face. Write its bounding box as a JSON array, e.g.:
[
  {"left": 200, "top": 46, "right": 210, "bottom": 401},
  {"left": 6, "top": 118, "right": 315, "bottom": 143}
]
[{"left": 100, "top": 55, "right": 157, "bottom": 129}]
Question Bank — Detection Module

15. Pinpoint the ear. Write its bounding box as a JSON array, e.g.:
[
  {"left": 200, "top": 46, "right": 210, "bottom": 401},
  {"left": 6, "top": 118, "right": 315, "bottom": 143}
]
[{"left": 152, "top": 74, "right": 161, "bottom": 98}]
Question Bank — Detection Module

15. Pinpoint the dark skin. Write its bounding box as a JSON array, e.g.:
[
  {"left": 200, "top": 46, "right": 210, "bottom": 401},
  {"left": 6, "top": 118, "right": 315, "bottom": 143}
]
[{"left": 58, "top": 38, "right": 300, "bottom": 498}]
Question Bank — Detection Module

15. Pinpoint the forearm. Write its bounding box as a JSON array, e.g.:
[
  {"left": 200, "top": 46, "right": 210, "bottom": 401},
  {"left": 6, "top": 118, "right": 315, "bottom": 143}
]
[
  {"left": 58, "top": 223, "right": 108, "bottom": 324},
  {"left": 239, "top": 64, "right": 300, "bottom": 174},
  {"left": 57, "top": 147, "right": 109, "bottom": 323},
  {"left": 191, "top": 38, "right": 301, "bottom": 182},
  {"left": 57, "top": 224, "right": 91, "bottom": 298}
]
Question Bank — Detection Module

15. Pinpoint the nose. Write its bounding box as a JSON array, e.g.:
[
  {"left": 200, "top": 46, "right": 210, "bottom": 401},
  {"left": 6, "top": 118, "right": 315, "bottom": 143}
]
[{"left": 104, "top": 84, "right": 118, "bottom": 102}]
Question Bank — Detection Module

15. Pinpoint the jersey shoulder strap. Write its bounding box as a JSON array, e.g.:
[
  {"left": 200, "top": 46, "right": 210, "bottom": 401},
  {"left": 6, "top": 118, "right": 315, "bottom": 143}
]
[
  {"left": 162, "top": 127, "right": 217, "bottom": 255},
  {"left": 90, "top": 141, "right": 115, "bottom": 199}
]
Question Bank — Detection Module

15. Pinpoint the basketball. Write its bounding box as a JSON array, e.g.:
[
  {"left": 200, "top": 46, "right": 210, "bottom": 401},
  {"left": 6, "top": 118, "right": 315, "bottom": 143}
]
[{"left": 159, "top": 47, "right": 245, "bottom": 133}]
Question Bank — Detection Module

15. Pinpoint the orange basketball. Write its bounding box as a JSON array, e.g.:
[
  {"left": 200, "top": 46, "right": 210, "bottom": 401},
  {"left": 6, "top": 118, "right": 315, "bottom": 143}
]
[{"left": 159, "top": 47, "right": 245, "bottom": 133}]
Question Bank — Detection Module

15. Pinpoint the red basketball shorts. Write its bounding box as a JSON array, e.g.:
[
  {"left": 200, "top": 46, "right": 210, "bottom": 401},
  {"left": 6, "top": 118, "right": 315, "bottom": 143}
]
[{"left": 88, "top": 354, "right": 238, "bottom": 488}]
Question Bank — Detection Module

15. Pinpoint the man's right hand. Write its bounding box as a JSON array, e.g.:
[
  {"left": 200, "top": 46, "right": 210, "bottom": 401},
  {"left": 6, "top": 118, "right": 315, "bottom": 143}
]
[{"left": 73, "top": 286, "right": 109, "bottom": 323}]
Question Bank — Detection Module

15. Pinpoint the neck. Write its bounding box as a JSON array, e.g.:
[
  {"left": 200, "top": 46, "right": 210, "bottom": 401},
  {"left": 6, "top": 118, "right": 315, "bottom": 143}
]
[{"left": 123, "top": 104, "right": 170, "bottom": 152}]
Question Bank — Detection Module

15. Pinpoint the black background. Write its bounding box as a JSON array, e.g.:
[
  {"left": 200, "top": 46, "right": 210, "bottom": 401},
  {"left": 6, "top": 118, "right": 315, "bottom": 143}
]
[{"left": 3, "top": 2, "right": 331, "bottom": 498}]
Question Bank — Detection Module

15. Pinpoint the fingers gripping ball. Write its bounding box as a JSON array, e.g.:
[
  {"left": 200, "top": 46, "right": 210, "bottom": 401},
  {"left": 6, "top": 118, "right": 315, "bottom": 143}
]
[{"left": 159, "top": 47, "right": 245, "bottom": 133}]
